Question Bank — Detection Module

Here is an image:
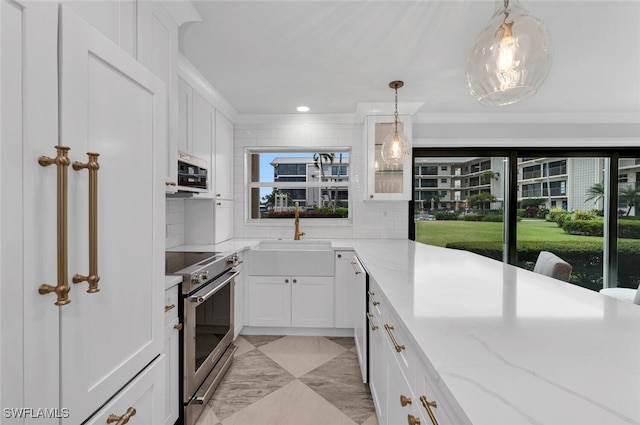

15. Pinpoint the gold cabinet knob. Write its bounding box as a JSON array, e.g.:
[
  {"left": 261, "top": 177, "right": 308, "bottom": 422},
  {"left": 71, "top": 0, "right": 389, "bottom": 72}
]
[
  {"left": 106, "top": 407, "right": 136, "bottom": 424},
  {"left": 174, "top": 323, "right": 183, "bottom": 331},
  {"left": 400, "top": 395, "right": 412, "bottom": 406},
  {"left": 408, "top": 414, "right": 421, "bottom": 425}
]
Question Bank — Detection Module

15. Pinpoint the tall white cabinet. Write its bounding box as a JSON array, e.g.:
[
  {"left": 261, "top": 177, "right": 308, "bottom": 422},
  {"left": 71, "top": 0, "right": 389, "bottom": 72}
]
[
  {"left": 2, "top": 3, "right": 165, "bottom": 424},
  {"left": 178, "top": 57, "right": 235, "bottom": 244}
]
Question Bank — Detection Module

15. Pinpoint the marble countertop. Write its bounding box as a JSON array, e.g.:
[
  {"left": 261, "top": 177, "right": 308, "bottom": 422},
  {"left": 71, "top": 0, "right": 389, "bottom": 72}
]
[
  {"left": 167, "top": 238, "right": 640, "bottom": 424},
  {"left": 350, "top": 239, "right": 640, "bottom": 425}
]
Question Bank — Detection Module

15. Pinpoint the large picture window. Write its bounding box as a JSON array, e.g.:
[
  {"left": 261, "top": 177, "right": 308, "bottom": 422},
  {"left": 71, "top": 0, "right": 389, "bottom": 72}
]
[
  {"left": 412, "top": 148, "right": 640, "bottom": 293},
  {"left": 247, "top": 149, "right": 350, "bottom": 220}
]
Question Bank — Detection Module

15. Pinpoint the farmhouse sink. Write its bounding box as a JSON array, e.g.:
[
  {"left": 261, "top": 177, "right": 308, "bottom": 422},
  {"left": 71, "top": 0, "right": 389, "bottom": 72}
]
[{"left": 248, "top": 239, "right": 334, "bottom": 276}]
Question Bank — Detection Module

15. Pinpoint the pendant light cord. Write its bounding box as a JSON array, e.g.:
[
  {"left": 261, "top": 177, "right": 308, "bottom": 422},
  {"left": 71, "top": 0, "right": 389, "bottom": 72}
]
[{"left": 394, "top": 86, "right": 399, "bottom": 136}]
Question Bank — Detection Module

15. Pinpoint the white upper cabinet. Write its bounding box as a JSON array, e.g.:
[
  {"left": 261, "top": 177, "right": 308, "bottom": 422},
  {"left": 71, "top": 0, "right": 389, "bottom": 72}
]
[
  {"left": 62, "top": 0, "right": 137, "bottom": 57},
  {"left": 177, "top": 77, "right": 193, "bottom": 154},
  {"left": 365, "top": 115, "right": 413, "bottom": 201},
  {"left": 215, "top": 110, "right": 234, "bottom": 200},
  {"left": 138, "top": 1, "right": 179, "bottom": 191}
]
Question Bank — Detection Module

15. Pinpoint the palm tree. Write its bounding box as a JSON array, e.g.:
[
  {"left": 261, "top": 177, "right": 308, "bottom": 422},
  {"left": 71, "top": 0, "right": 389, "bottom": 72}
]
[
  {"left": 313, "top": 153, "right": 335, "bottom": 209},
  {"left": 585, "top": 182, "right": 605, "bottom": 205},
  {"left": 619, "top": 185, "right": 640, "bottom": 216},
  {"left": 481, "top": 170, "right": 500, "bottom": 183}
]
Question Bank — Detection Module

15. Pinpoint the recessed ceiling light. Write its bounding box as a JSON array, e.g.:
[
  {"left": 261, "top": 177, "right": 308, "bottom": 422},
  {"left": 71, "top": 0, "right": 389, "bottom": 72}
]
[{"left": 296, "top": 106, "right": 310, "bottom": 112}]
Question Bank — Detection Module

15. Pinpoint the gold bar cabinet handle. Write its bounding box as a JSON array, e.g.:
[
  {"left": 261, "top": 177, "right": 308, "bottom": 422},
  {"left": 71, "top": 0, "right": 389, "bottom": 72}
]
[
  {"left": 420, "top": 395, "right": 439, "bottom": 425},
  {"left": 72, "top": 153, "right": 100, "bottom": 293},
  {"left": 350, "top": 261, "right": 362, "bottom": 274},
  {"left": 38, "top": 146, "right": 72, "bottom": 306},
  {"left": 165, "top": 304, "right": 176, "bottom": 312},
  {"left": 106, "top": 407, "right": 136, "bottom": 424},
  {"left": 384, "top": 324, "right": 406, "bottom": 352}
]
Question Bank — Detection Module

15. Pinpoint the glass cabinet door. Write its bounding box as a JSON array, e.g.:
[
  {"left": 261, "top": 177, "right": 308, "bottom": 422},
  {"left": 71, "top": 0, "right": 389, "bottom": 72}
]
[{"left": 366, "top": 115, "right": 412, "bottom": 200}]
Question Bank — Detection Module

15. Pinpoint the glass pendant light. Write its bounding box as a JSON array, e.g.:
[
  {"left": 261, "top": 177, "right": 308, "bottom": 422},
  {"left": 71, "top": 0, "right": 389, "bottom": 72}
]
[
  {"left": 466, "top": 0, "right": 553, "bottom": 106},
  {"left": 381, "top": 80, "right": 410, "bottom": 165}
]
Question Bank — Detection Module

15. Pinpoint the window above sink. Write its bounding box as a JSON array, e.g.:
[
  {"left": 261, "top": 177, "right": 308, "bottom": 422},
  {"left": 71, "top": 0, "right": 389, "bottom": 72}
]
[{"left": 246, "top": 149, "right": 351, "bottom": 221}]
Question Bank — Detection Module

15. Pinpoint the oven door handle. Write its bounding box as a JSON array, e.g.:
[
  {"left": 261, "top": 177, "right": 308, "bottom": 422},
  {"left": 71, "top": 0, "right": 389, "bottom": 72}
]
[{"left": 189, "top": 271, "right": 239, "bottom": 304}]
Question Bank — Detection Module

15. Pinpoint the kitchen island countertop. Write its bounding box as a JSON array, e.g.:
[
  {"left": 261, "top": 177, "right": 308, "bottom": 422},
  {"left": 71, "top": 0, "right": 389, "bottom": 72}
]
[{"left": 170, "top": 238, "right": 640, "bottom": 424}]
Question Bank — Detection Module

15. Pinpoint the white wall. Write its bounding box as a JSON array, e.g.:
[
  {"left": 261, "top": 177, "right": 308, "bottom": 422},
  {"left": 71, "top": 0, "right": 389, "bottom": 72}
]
[{"left": 233, "top": 122, "right": 408, "bottom": 240}]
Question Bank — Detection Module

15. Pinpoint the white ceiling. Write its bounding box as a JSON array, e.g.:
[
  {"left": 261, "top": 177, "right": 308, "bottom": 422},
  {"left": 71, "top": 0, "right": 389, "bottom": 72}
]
[{"left": 179, "top": 1, "right": 640, "bottom": 119}]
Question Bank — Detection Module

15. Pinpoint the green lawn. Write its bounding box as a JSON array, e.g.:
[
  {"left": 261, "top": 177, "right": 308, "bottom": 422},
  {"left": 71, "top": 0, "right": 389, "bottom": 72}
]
[{"left": 415, "top": 219, "right": 602, "bottom": 247}]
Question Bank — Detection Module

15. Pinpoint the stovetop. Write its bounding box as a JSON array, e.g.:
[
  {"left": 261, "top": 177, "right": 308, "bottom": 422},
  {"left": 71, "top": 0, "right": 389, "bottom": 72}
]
[{"left": 165, "top": 251, "right": 222, "bottom": 275}]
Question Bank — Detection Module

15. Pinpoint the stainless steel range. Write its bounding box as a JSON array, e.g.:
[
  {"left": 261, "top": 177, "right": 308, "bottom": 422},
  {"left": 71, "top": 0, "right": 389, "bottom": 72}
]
[{"left": 165, "top": 251, "right": 239, "bottom": 425}]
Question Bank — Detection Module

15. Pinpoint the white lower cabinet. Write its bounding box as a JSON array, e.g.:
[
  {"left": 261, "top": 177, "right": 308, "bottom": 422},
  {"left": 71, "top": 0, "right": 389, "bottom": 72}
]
[
  {"left": 368, "top": 276, "right": 449, "bottom": 425},
  {"left": 234, "top": 251, "right": 245, "bottom": 338},
  {"left": 416, "top": 359, "right": 457, "bottom": 425},
  {"left": 388, "top": 357, "right": 422, "bottom": 425},
  {"left": 248, "top": 275, "right": 334, "bottom": 328},
  {"left": 84, "top": 355, "right": 165, "bottom": 425},
  {"left": 368, "top": 278, "right": 387, "bottom": 423},
  {"left": 163, "top": 284, "right": 180, "bottom": 425}
]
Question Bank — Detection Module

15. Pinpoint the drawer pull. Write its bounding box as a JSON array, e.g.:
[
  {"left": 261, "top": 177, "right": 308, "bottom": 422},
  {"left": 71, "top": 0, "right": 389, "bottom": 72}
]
[
  {"left": 350, "top": 261, "right": 362, "bottom": 275},
  {"left": 420, "top": 395, "right": 439, "bottom": 425},
  {"left": 384, "top": 324, "right": 406, "bottom": 352},
  {"left": 366, "top": 313, "right": 379, "bottom": 331},
  {"left": 106, "top": 407, "right": 136, "bottom": 424},
  {"left": 174, "top": 323, "right": 183, "bottom": 331},
  {"left": 164, "top": 303, "right": 176, "bottom": 312},
  {"left": 367, "top": 291, "right": 375, "bottom": 296},
  {"left": 400, "top": 395, "right": 412, "bottom": 406},
  {"left": 369, "top": 295, "right": 380, "bottom": 306},
  {"left": 408, "top": 414, "right": 421, "bottom": 425}
]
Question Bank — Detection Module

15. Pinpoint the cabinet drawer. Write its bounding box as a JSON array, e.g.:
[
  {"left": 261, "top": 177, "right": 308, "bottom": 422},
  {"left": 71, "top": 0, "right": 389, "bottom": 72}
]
[
  {"left": 164, "top": 285, "right": 179, "bottom": 324},
  {"left": 368, "top": 279, "right": 385, "bottom": 320},
  {"left": 416, "top": 356, "right": 471, "bottom": 425},
  {"left": 84, "top": 355, "right": 165, "bottom": 425},
  {"left": 383, "top": 307, "right": 413, "bottom": 381}
]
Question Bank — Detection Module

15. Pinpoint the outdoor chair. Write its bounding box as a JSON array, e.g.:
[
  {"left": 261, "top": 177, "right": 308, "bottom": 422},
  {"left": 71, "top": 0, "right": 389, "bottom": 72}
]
[
  {"left": 599, "top": 286, "right": 640, "bottom": 305},
  {"left": 533, "top": 251, "right": 573, "bottom": 282}
]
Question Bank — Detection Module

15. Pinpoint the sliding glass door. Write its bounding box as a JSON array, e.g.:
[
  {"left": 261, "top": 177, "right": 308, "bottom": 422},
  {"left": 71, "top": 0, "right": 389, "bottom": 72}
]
[{"left": 413, "top": 148, "right": 639, "bottom": 292}]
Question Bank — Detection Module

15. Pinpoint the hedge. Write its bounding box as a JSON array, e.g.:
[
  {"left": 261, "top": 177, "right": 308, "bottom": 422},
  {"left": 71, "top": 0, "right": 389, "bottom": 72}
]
[
  {"left": 562, "top": 219, "right": 640, "bottom": 239},
  {"left": 445, "top": 240, "right": 640, "bottom": 292}
]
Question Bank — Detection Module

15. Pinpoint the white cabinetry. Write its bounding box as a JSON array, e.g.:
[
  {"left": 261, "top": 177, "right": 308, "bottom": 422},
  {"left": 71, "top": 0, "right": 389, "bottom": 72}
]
[
  {"left": 367, "top": 278, "right": 387, "bottom": 423},
  {"left": 334, "top": 250, "right": 357, "bottom": 328},
  {"left": 214, "top": 110, "right": 234, "bottom": 200},
  {"left": 364, "top": 115, "right": 412, "bottom": 201},
  {"left": 177, "top": 77, "right": 193, "bottom": 155},
  {"left": 1, "top": 5, "right": 164, "bottom": 423},
  {"left": 366, "top": 273, "right": 460, "bottom": 425},
  {"left": 84, "top": 356, "right": 165, "bottom": 425},
  {"left": 215, "top": 198, "right": 234, "bottom": 243},
  {"left": 233, "top": 251, "right": 246, "bottom": 338},
  {"left": 177, "top": 79, "right": 214, "bottom": 178},
  {"left": 248, "top": 275, "right": 334, "bottom": 328},
  {"left": 179, "top": 59, "right": 235, "bottom": 243},
  {"left": 163, "top": 285, "right": 180, "bottom": 425},
  {"left": 138, "top": 1, "right": 179, "bottom": 191}
]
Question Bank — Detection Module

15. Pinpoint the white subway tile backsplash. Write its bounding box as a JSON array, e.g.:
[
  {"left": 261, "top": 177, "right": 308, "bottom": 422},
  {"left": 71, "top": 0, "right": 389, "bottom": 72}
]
[{"left": 232, "top": 122, "right": 407, "bottom": 240}]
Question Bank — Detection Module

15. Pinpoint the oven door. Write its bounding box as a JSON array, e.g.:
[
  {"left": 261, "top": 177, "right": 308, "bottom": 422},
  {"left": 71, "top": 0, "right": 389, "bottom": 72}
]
[{"left": 183, "top": 270, "right": 238, "bottom": 399}]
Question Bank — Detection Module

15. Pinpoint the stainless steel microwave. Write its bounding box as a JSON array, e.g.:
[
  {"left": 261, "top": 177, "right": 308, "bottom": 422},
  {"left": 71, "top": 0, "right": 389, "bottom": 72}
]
[{"left": 177, "top": 151, "right": 208, "bottom": 193}]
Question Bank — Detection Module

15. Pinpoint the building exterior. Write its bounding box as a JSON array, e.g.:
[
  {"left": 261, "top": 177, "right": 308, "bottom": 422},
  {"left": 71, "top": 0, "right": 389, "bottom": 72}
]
[
  {"left": 270, "top": 156, "right": 349, "bottom": 209},
  {"left": 414, "top": 157, "right": 640, "bottom": 215}
]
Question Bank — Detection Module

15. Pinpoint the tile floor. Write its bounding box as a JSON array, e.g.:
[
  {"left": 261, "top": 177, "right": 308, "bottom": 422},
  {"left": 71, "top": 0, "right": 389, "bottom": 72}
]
[{"left": 195, "top": 335, "right": 379, "bottom": 425}]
